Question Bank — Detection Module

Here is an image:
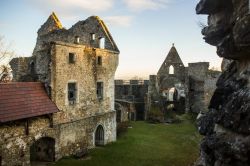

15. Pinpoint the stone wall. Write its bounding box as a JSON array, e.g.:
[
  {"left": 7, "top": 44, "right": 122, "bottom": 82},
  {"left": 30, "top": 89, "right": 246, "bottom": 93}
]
[
  {"left": 0, "top": 117, "right": 52, "bottom": 166},
  {"left": 114, "top": 80, "right": 148, "bottom": 120},
  {"left": 187, "top": 62, "right": 209, "bottom": 113},
  {"left": 115, "top": 102, "right": 129, "bottom": 123},
  {"left": 115, "top": 100, "right": 137, "bottom": 121},
  {"left": 147, "top": 51, "right": 220, "bottom": 116},
  {"left": 204, "top": 71, "right": 221, "bottom": 109},
  {"left": 115, "top": 82, "right": 148, "bottom": 102},
  {"left": 0, "top": 112, "right": 115, "bottom": 166},
  {"left": 3, "top": 13, "right": 119, "bottom": 166},
  {"left": 50, "top": 42, "right": 118, "bottom": 124},
  {"left": 9, "top": 57, "right": 34, "bottom": 81}
]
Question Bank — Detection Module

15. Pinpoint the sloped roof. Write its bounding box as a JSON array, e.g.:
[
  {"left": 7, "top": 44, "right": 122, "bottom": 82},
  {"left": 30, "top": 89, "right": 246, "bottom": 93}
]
[{"left": 0, "top": 82, "right": 59, "bottom": 123}]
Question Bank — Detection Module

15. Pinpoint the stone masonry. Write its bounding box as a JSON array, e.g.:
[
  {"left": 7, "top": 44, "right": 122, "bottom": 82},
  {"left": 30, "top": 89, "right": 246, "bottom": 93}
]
[
  {"left": 196, "top": 0, "right": 250, "bottom": 165},
  {"left": 1, "top": 12, "right": 119, "bottom": 166},
  {"left": 147, "top": 44, "right": 221, "bottom": 119}
]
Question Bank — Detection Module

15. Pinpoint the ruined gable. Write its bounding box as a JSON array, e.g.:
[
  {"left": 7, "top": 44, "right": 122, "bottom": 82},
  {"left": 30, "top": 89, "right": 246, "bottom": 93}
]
[
  {"left": 157, "top": 44, "right": 184, "bottom": 76},
  {"left": 69, "top": 16, "right": 119, "bottom": 52},
  {"left": 38, "top": 12, "right": 63, "bottom": 36},
  {"left": 157, "top": 45, "right": 186, "bottom": 90}
]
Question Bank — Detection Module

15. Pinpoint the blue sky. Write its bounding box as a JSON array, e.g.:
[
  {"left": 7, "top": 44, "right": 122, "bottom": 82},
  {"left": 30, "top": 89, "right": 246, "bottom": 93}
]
[{"left": 0, "top": 0, "right": 221, "bottom": 79}]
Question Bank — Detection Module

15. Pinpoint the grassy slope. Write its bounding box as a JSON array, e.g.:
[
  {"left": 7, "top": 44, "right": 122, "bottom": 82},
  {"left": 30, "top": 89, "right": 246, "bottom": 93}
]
[{"left": 52, "top": 119, "right": 201, "bottom": 166}]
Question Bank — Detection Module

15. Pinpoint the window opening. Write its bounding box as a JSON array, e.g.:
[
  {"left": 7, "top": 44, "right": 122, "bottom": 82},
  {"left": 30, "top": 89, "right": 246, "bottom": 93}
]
[
  {"left": 69, "top": 53, "right": 75, "bottom": 64},
  {"left": 97, "top": 82, "right": 103, "bottom": 100},
  {"left": 99, "top": 37, "right": 105, "bottom": 49},
  {"left": 68, "top": 83, "right": 76, "bottom": 104},
  {"left": 169, "top": 65, "right": 174, "bottom": 74},
  {"left": 97, "top": 56, "right": 102, "bottom": 66}
]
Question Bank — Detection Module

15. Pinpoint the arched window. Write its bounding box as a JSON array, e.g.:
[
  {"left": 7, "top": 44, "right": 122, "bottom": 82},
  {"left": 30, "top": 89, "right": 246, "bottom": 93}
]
[
  {"left": 95, "top": 125, "right": 104, "bottom": 146},
  {"left": 169, "top": 65, "right": 174, "bottom": 74}
]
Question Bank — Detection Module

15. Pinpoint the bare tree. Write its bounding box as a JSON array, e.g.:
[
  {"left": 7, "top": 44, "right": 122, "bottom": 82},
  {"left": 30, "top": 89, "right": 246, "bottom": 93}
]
[
  {"left": 0, "top": 65, "right": 12, "bottom": 82},
  {"left": 0, "top": 36, "right": 15, "bottom": 64},
  {"left": 0, "top": 36, "right": 15, "bottom": 82}
]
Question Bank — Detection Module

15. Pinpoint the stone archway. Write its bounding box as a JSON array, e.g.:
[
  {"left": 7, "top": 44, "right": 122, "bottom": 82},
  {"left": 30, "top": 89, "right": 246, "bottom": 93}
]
[
  {"left": 95, "top": 125, "right": 104, "bottom": 146},
  {"left": 30, "top": 137, "right": 55, "bottom": 162}
]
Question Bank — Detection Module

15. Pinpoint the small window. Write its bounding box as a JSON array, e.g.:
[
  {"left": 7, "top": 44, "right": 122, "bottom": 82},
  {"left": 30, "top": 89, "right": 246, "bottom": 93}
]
[
  {"left": 169, "top": 65, "right": 174, "bottom": 74},
  {"left": 75, "top": 36, "right": 80, "bottom": 44},
  {"left": 97, "top": 56, "right": 102, "bottom": 66},
  {"left": 69, "top": 53, "right": 75, "bottom": 64},
  {"left": 91, "top": 33, "right": 96, "bottom": 40},
  {"left": 97, "top": 82, "right": 103, "bottom": 100},
  {"left": 99, "top": 37, "right": 105, "bottom": 49},
  {"left": 30, "top": 61, "right": 35, "bottom": 75},
  {"left": 68, "top": 83, "right": 77, "bottom": 104}
]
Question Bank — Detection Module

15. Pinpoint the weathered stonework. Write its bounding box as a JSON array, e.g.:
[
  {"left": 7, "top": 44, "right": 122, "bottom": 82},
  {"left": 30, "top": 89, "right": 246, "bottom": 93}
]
[
  {"left": 2, "top": 12, "right": 119, "bottom": 166},
  {"left": 147, "top": 45, "right": 221, "bottom": 119},
  {"left": 196, "top": 0, "right": 250, "bottom": 165},
  {"left": 115, "top": 80, "right": 149, "bottom": 121}
]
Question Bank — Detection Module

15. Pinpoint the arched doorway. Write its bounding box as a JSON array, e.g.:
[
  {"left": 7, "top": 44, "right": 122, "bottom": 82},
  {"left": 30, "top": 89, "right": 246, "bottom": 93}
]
[
  {"left": 95, "top": 125, "right": 104, "bottom": 146},
  {"left": 30, "top": 137, "right": 55, "bottom": 162}
]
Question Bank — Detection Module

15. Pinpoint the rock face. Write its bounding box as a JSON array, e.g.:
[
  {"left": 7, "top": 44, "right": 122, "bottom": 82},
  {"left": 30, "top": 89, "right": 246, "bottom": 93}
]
[{"left": 196, "top": 0, "right": 250, "bottom": 165}]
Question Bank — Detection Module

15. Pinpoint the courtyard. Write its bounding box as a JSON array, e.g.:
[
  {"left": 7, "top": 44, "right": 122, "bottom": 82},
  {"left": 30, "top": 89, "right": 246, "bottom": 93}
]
[{"left": 51, "top": 116, "right": 201, "bottom": 166}]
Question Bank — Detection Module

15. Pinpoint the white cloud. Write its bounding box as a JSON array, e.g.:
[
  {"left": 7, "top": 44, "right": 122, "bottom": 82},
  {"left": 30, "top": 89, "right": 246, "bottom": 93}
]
[
  {"left": 27, "top": 0, "right": 115, "bottom": 14},
  {"left": 104, "top": 16, "right": 133, "bottom": 27},
  {"left": 123, "top": 0, "right": 171, "bottom": 11},
  {"left": 57, "top": 0, "right": 114, "bottom": 12}
]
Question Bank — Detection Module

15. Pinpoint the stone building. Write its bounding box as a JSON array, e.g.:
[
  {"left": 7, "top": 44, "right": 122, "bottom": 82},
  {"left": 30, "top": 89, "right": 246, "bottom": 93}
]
[
  {"left": 115, "top": 80, "right": 149, "bottom": 121},
  {"left": 157, "top": 44, "right": 186, "bottom": 92},
  {"left": 147, "top": 44, "right": 220, "bottom": 118},
  {"left": 0, "top": 12, "right": 119, "bottom": 166}
]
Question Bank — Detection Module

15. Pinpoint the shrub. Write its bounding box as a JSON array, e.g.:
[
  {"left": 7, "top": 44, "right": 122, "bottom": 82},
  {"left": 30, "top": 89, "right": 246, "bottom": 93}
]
[{"left": 147, "top": 105, "right": 164, "bottom": 123}]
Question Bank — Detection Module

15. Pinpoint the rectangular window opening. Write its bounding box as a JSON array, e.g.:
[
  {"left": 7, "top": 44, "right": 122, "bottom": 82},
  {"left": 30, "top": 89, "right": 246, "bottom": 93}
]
[
  {"left": 97, "top": 56, "right": 102, "bottom": 66},
  {"left": 91, "top": 33, "right": 96, "bottom": 41},
  {"left": 69, "top": 53, "right": 76, "bottom": 64},
  {"left": 68, "top": 83, "right": 77, "bottom": 104},
  {"left": 97, "top": 82, "right": 103, "bottom": 100},
  {"left": 99, "top": 37, "right": 105, "bottom": 49},
  {"left": 25, "top": 120, "right": 29, "bottom": 135}
]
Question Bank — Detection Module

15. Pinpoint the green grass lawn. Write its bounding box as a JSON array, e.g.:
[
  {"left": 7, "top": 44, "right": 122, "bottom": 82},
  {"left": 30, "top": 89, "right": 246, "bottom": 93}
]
[{"left": 52, "top": 117, "right": 201, "bottom": 166}]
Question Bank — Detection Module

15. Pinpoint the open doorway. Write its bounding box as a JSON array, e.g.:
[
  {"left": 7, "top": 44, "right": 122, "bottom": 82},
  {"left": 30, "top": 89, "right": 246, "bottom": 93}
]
[{"left": 95, "top": 125, "right": 104, "bottom": 146}]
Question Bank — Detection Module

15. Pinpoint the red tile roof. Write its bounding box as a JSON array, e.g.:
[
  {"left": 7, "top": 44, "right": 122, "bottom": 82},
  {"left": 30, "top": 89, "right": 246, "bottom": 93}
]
[{"left": 0, "top": 82, "right": 59, "bottom": 123}]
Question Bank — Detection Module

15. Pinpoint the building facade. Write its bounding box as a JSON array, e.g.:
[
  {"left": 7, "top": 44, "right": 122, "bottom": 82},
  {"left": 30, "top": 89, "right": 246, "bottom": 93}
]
[{"left": 1, "top": 12, "right": 119, "bottom": 165}]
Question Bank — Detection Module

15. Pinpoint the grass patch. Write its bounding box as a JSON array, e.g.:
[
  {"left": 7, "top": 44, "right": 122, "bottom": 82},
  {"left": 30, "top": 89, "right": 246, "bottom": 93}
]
[{"left": 51, "top": 117, "right": 201, "bottom": 166}]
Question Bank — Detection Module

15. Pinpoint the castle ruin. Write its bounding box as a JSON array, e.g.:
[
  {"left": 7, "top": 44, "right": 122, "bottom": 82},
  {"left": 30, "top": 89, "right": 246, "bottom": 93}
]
[{"left": 0, "top": 12, "right": 119, "bottom": 166}]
